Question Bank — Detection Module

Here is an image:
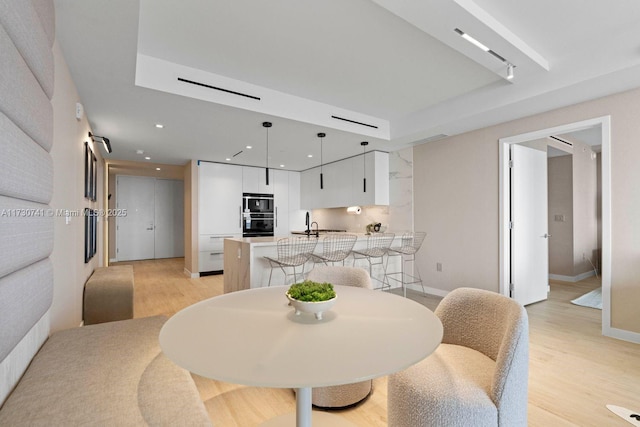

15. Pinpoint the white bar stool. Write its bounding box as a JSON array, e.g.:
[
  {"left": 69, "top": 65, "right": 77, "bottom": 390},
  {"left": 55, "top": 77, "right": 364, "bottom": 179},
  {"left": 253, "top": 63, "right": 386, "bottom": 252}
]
[
  {"left": 264, "top": 237, "right": 318, "bottom": 286},
  {"left": 385, "top": 231, "right": 427, "bottom": 297},
  {"left": 311, "top": 234, "right": 357, "bottom": 265},
  {"left": 351, "top": 233, "right": 395, "bottom": 290}
]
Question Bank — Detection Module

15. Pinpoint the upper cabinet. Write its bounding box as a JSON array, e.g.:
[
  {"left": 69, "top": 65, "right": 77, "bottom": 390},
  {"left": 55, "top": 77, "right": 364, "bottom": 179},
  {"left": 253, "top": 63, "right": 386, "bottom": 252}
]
[
  {"left": 300, "top": 151, "right": 389, "bottom": 209},
  {"left": 242, "top": 166, "right": 273, "bottom": 194}
]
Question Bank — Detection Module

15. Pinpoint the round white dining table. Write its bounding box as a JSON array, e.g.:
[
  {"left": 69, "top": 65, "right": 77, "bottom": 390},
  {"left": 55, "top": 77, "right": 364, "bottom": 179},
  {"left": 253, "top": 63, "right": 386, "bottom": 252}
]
[{"left": 159, "top": 285, "right": 443, "bottom": 427}]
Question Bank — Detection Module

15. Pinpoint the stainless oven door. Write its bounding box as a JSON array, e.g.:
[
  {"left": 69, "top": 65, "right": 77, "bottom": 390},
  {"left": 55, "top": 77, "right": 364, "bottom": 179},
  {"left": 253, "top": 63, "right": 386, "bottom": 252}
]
[{"left": 243, "top": 213, "right": 274, "bottom": 236}]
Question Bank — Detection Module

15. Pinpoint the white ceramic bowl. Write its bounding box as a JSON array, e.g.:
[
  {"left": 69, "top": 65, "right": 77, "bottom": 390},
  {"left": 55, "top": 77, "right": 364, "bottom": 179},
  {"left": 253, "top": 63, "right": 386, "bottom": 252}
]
[{"left": 286, "top": 293, "right": 337, "bottom": 320}]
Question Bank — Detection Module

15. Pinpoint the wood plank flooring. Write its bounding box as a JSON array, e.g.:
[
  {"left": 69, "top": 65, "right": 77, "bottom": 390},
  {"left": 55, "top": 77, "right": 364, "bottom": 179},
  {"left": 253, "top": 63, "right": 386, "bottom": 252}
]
[{"left": 123, "top": 258, "right": 639, "bottom": 426}]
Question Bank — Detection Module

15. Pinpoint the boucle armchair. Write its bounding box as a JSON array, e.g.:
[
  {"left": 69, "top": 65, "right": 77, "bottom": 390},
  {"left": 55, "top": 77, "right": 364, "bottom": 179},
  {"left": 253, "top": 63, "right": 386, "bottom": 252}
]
[
  {"left": 305, "top": 266, "right": 374, "bottom": 408},
  {"left": 388, "top": 287, "right": 529, "bottom": 427}
]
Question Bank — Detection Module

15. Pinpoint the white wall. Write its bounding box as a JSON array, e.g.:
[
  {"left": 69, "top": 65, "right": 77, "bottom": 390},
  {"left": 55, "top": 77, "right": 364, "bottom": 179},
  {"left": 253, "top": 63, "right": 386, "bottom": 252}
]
[
  {"left": 50, "top": 40, "right": 103, "bottom": 332},
  {"left": 412, "top": 86, "right": 640, "bottom": 335}
]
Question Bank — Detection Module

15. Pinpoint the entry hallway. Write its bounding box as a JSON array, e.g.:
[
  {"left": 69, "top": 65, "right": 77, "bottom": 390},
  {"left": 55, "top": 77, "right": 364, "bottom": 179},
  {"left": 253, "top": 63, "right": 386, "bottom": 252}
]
[{"left": 124, "top": 258, "right": 638, "bottom": 426}]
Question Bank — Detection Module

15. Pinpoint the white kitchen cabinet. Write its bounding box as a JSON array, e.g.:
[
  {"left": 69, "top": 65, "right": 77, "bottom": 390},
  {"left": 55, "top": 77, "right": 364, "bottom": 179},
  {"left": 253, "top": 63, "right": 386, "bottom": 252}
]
[
  {"left": 300, "top": 151, "right": 389, "bottom": 209},
  {"left": 242, "top": 166, "right": 274, "bottom": 194},
  {"left": 198, "top": 162, "right": 243, "bottom": 272},
  {"left": 198, "top": 234, "right": 241, "bottom": 272},
  {"left": 288, "top": 171, "right": 306, "bottom": 231},
  {"left": 273, "top": 169, "right": 289, "bottom": 236},
  {"left": 351, "top": 151, "right": 389, "bottom": 207}
]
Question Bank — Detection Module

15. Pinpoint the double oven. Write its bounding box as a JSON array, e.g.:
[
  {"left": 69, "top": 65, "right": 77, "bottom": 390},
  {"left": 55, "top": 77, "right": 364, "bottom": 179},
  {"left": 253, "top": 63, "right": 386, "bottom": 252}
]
[{"left": 242, "top": 193, "right": 274, "bottom": 237}]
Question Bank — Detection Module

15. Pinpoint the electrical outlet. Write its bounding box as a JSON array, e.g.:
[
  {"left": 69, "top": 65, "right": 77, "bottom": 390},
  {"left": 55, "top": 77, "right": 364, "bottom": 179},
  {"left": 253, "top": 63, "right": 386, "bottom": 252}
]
[{"left": 436, "top": 262, "right": 442, "bottom": 272}]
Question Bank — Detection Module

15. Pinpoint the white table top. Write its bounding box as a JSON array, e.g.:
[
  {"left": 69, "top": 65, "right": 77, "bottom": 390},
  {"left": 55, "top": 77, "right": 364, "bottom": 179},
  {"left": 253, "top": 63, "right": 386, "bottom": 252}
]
[{"left": 159, "top": 285, "right": 443, "bottom": 389}]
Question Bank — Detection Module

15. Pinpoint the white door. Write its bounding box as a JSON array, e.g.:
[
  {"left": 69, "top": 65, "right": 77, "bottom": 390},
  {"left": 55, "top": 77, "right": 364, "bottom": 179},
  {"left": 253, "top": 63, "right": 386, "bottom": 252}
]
[
  {"left": 154, "top": 179, "right": 184, "bottom": 258},
  {"left": 511, "top": 144, "right": 549, "bottom": 305},
  {"left": 116, "top": 176, "right": 155, "bottom": 261}
]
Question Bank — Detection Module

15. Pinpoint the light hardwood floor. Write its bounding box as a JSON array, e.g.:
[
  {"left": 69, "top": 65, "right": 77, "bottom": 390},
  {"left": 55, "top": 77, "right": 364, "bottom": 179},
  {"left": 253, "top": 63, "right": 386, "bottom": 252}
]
[{"left": 125, "top": 258, "right": 639, "bottom": 426}]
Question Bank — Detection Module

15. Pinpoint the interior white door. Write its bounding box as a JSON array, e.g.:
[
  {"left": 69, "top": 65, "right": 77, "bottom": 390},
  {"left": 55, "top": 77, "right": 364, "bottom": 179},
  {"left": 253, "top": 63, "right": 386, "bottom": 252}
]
[
  {"left": 511, "top": 144, "right": 549, "bottom": 305},
  {"left": 154, "top": 179, "right": 184, "bottom": 258},
  {"left": 116, "top": 176, "right": 155, "bottom": 261}
]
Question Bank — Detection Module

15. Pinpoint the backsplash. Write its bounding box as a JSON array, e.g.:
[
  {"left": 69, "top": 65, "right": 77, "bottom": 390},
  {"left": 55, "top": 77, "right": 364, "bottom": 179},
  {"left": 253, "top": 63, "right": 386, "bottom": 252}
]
[{"left": 310, "top": 147, "right": 413, "bottom": 234}]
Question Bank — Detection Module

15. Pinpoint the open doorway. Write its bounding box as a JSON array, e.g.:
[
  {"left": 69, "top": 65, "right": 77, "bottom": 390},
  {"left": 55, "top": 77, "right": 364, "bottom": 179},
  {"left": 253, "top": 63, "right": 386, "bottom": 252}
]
[{"left": 499, "top": 116, "right": 613, "bottom": 338}]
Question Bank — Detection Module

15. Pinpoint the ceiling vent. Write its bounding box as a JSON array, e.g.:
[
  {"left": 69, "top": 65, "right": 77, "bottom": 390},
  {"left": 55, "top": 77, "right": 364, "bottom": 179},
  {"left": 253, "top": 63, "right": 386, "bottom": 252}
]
[
  {"left": 177, "top": 77, "right": 261, "bottom": 101},
  {"left": 331, "top": 115, "right": 379, "bottom": 129},
  {"left": 549, "top": 135, "right": 573, "bottom": 146}
]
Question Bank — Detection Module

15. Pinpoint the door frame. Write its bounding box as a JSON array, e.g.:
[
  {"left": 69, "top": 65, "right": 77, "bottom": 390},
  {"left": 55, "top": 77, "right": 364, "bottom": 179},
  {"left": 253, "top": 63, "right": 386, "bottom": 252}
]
[{"left": 499, "top": 116, "right": 612, "bottom": 337}]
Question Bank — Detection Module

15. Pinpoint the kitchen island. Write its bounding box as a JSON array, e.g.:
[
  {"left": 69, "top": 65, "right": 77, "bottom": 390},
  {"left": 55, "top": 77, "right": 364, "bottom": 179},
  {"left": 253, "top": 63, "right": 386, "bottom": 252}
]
[{"left": 223, "top": 234, "right": 404, "bottom": 293}]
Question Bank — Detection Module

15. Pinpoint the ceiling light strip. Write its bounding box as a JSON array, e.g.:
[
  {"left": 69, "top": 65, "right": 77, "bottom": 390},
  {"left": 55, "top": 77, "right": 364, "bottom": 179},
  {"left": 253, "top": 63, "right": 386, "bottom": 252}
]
[
  {"left": 331, "top": 115, "right": 378, "bottom": 129},
  {"left": 177, "top": 77, "right": 261, "bottom": 100},
  {"left": 454, "top": 28, "right": 489, "bottom": 52}
]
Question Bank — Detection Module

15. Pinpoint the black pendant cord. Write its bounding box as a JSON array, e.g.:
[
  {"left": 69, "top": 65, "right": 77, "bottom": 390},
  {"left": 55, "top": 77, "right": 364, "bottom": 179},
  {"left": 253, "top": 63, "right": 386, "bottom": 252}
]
[
  {"left": 361, "top": 141, "right": 368, "bottom": 192},
  {"left": 318, "top": 132, "right": 326, "bottom": 190},
  {"left": 263, "top": 122, "right": 272, "bottom": 185}
]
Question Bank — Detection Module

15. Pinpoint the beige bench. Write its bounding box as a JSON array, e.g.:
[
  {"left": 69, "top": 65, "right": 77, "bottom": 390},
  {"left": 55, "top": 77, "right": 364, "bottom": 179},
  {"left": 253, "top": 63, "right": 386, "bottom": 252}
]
[
  {"left": 0, "top": 315, "right": 212, "bottom": 426},
  {"left": 84, "top": 265, "right": 134, "bottom": 325}
]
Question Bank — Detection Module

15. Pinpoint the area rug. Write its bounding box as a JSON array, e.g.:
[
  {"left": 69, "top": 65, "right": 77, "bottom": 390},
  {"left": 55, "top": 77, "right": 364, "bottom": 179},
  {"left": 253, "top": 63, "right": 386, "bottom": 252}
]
[{"left": 571, "top": 287, "right": 602, "bottom": 309}]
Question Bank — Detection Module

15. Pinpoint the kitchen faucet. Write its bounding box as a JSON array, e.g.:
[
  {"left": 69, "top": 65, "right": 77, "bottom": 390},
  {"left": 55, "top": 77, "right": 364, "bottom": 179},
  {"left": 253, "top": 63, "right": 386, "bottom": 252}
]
[
  {"left": 305, "top": 212, "right": 310, "bottom": 236},
  {"left": 310, "top": 221, "right": 319, "bottom": 237}
]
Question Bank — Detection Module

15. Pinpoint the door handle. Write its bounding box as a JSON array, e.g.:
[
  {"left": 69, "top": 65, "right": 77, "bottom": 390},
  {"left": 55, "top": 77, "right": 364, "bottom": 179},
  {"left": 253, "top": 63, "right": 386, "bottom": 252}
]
[{"left": 543, "top": 233, "right": 552, "bottom": 238}]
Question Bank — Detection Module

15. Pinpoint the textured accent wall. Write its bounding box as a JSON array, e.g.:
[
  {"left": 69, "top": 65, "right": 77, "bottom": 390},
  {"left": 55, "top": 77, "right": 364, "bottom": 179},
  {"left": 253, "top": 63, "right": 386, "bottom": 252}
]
[{"left": 0, "top": 0, "right": 55, "bottom": 404}]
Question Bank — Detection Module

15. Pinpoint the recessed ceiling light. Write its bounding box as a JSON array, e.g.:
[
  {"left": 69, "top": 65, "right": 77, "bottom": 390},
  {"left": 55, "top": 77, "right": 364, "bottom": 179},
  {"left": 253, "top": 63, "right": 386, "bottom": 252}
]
[
  {"left": 155, "top": 167, "right": 161, "bottom": 171},
  {"left": 155, "top": 124, "right": 164, "bottom": 129},
  {"left": 246, "top": 145, "right": 252, "bottom": 149},
  {"left": 280, "top": 164, "right": 285, "bottom": 168},
  {"left": 145, "top": 156, "right": 151, "bottom": 160},
  {"left": 136, "top": 149, "right": 144, "bottom": 154},
  {"left": 307, "top": 154, "right": 313, "bottom": 158},
  {"left": 225, "top": 158, "right": 231, "bottom": 161}
]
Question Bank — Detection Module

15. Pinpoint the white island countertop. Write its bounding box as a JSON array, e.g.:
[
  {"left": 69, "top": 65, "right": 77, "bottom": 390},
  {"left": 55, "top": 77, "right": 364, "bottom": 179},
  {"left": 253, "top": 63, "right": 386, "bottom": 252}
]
[
  {"left": 223, "top": 233, "right": 406, "bottom": 292},
  {"left": 226, "top": 233, "right": 394, "bottom": 247}
]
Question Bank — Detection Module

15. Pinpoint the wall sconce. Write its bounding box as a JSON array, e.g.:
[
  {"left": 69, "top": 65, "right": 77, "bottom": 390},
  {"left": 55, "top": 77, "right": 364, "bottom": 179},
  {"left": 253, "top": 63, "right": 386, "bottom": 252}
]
[{"left": 89, "top": 132, "right": 112, "bottom": 153}]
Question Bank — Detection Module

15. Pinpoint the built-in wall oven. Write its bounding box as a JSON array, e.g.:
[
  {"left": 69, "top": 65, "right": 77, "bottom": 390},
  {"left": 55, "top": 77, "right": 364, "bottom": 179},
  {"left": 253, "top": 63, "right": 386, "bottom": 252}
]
[{"left": 242, "top": 193, "right": 274, "bottom": 237}]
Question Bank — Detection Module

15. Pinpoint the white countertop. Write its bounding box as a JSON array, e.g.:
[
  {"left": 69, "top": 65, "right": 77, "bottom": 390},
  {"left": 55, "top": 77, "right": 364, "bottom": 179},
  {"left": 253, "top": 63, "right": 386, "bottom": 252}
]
[{"left": 227, "top": 233, "right": 402, "bottom": 247}]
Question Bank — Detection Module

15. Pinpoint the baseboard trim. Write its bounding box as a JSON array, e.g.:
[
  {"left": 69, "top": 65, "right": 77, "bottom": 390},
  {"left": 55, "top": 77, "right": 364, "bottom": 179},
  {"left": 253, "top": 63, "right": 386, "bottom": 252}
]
[
  {"left": 604, "top": 326, "right": 640, "bottom": 344},
  {"left": 183, "top": 268, "right": 199, "bottom": 279},
  {"left": 109, "top": 258, "right": 117, "bottom": 263},
  {"left": 405, "top": 284, "right": 449, "bottom": 298},
  {"left": 549, "top": 270, "right": 596, "bottom": 283}
]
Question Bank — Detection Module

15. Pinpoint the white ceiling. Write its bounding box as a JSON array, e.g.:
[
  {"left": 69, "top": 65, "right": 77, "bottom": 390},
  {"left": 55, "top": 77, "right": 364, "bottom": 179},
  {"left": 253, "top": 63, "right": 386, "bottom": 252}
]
[{"left": 54, "top": 0, "right": 640, "bottom": 170}]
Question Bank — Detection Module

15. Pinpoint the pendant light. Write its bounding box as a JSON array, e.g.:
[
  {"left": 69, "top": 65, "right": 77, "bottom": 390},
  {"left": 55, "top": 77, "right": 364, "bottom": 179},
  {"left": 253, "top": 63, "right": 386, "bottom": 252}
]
[
  {"left": 361, "top": 141, "right": 368, "bottom": 192},
  {"left": 263, "top": 121, "right": 272, "bottom": 185},
  {"left": 318, "top": 132, "right": 326, "bottom": 189}
]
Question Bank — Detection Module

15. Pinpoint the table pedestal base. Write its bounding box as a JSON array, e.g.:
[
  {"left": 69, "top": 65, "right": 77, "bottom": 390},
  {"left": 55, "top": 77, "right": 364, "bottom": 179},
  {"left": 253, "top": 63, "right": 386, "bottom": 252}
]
[
  {"left": 260, "top": 411, "right": 357, "bottom": 427},
  {"left": 259, "top": 387, "right": 357, "bottom": 427}
]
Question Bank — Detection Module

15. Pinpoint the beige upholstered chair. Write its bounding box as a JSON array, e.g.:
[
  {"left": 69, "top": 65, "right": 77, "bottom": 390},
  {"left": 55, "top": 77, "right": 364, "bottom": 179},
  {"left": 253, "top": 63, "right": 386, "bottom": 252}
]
[
  {"left": 388, "top": 287, "right": 529, "bottom": 427},
  {"left": 305, "top": 265, "right": 374, "bottom": 408}
]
